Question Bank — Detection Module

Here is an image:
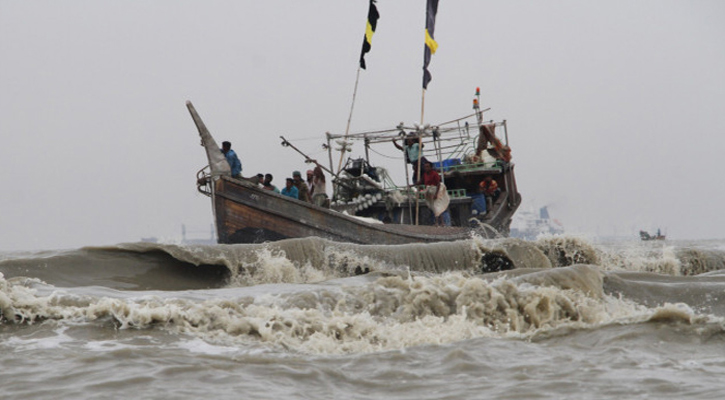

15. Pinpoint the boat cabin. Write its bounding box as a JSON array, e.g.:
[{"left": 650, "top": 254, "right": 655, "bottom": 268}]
[{"left": 325, "top": 115, "right": 520, "bottom": 236}]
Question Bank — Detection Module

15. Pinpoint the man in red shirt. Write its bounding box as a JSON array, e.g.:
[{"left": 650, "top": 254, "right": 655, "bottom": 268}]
[
  {"left": 479, "top": 176, "right": 501, "bottom": 199},
  {"left": 417, "top": 161, "right": 451, "bottom": 226},
  {"left": 479, "top": 175, "right": 501, "bottom": 213}
]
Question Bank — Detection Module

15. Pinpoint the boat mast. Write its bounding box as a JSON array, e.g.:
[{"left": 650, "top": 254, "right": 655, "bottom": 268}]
[
  {"left": 325, "top": 132, "right": 334, "bottom": 175},
  {"left": 337, "top": 67, "right": 362, "bottom": 174}
]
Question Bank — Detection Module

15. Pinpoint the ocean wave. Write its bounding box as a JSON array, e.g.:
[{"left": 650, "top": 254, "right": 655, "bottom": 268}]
[
  {"left": 2, "top": 237, "right": 725, "bottom": 292},
  {"left": 3, "top": 264, "right": 723, "bottom": 355}
]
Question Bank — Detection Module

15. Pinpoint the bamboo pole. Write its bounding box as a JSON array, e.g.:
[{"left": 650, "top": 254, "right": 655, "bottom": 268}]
[
  {"left": 415, "top": 88, "right": 427, "bottom": 225},
  {"left": 280, "top": 136, "right": 335, "bottom": 176},
  {"left": 336, "top": 67, "right": 362, "bottom": 174}
]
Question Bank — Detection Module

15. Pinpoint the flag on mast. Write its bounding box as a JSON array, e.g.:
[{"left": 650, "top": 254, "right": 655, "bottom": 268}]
[
  {"left": 422, "top": 0, "right": 439, "bottom": 89},
  {"left": 359, "top": 0, "right": 380, "bottom": 69}
]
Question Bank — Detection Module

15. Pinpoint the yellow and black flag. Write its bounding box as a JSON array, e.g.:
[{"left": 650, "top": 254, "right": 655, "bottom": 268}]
[
  {"left": 359, "top": 0, "right": 380, "bottom": 70},
  {"left": 422, "top": 0, "right": 439, "bottom": 89}
]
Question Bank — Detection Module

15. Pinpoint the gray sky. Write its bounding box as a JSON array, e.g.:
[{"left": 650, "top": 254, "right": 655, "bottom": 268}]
[{"left": 1, "top": 1, "right": 724, "bottom": 250}]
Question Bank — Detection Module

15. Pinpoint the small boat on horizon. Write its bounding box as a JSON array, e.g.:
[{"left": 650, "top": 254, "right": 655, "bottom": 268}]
[{"left": 640, "top": 229, "right": 666, "bottom": 241}]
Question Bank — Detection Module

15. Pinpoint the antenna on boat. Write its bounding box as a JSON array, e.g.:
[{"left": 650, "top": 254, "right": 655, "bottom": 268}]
[{"left": 473, "top": 87, "right": 484, "bottom": 126}]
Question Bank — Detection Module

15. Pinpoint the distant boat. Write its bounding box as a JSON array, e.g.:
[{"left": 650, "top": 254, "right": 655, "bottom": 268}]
[
  {"left": 639, "top": 229, "right": 666, "bottom": 241},
  {"left": 140, "top": 224, "right": 216, "bottom": 245},
  {"left": 510, "top": 206, "right": 564, "bottom": 240}
]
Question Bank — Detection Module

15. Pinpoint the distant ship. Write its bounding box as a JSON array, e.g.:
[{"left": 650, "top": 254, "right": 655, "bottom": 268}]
[
  {"left": 141, "top": 224, "right": 216, "bottom": 245},
  {"left": 509, "top": 206, "right": 564, "bottom": 240},
  {"left": 639, "top": 229, "right": 666, "bottom": 241}
]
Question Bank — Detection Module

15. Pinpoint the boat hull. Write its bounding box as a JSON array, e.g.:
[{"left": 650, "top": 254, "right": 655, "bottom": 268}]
[{"left": 212, "top": 176, "right": 482, "bottom": 245}]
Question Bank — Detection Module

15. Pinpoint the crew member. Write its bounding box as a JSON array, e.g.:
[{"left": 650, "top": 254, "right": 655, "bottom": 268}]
[
  {"left": 292, "top": 171, "right": 311, "bottom": 202},
  {"left": 281, "top": 178, "right": 299, "bottom": 199},
  {"left": 417, "top": 161, "right": 451, "bottom": 226},
  {"left": 394, "top": 134, "right": 426, "bottom": 184},
  {"left": 220, "top": 141, "right": 242, "bottom": 178}
]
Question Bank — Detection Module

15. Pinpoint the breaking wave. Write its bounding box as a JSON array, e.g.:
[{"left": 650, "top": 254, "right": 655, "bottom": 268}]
[{"left": 2, "top": 236, "right": 725, "bottom": 355}]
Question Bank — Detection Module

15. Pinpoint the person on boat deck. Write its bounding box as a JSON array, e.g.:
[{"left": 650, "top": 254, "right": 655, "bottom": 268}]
[
  {"left": 292, "top": 170, "right": 312, "bottom": 202},
  {"left": 480, "top": 175, "right": 501, "bottom": 212},
  {"left": 417, "top": 161, "right": 451, "bottom": 226},
  {"left": 393, "top": 134, "right": 426, "bottom": 184},
  {"left": 220, "top": 141, "right": 242, "bottom": 178},
  {"left": 480, "top": 176, "right": 501, "bottom": 200},
  {"left": 306, "top": 170, "right": 314, "bottom": 194},
  {"left": 255, "top": 173, "right": 264, "bottom": 186},
  {"left": 281, "top": 178, "right": 299, "bottom": 199},
  {"left": 310, "top": 166, "right": 328, "bottom": 207},
  {"left": 263, "top": 173, "right": 280, "bottom": 193}
]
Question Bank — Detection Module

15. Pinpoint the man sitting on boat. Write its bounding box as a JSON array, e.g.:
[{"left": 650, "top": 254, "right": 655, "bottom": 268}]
[
  {"left": 480, "top": 175, "right": 501, "bottom": 212},
  {"left": 418, "top": 161, "right": 451, "bottom": 226},
  {"left": 263, "top": 173, "right": 280, "bottom": 193},
  {"left": 220, "top": 141, "right": 242, "bottom": 179},
  {"left": 281, "top": 178, "right": 299, "bottom": 199},
  {"left": 480, "top": 176, "right": 500, "bottom": 199},
  {"left": 292, "top": 171, "right": 311, "bottom": 202}
]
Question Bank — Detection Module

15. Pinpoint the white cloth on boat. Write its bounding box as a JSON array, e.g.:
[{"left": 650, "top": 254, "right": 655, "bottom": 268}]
[{"left": 425, "top": 182, "right": 450, "bottom": 217}]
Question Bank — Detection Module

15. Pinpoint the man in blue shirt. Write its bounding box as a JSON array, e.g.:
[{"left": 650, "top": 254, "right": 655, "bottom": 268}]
[
  {"left": 281, "top": 178, "right": 299, "bottom": 199},
  {"left": 393, "top": 134, "right": 425, "bottom": 184},
  {"left": 221, "top": 141, "right": 242, "bottom": 178}
]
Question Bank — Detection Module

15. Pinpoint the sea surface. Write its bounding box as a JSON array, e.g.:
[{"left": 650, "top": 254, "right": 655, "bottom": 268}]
[{"left": 2, "top": 236, "right": 725, "bottom": 399}]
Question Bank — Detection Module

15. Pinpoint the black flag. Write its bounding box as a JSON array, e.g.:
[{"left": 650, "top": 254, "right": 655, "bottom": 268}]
[
  {"left": 359, "top": 0, "right": 380, "bottom": 69},
  {"left": 422, "top": 0, "right": 439, "bottom": 89}
]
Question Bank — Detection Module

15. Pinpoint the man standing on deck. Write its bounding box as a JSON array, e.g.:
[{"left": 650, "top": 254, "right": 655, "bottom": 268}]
[
  {"left": 221, "top": 141, "right": 242, "bottom": 179},
  {"left": 417, "top": 161, "right": 451, "bottom": 226},
  {"left": 393, "top": 134, "right": 426, "bottom": 184},
  {"left": 306, "top": 170, "right": 315, "bottom": 196}
]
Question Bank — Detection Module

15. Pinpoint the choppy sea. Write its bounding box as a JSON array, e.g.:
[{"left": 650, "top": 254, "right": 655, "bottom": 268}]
[{"left": 2, "top": 236, "right": 725, "bottom": 399}]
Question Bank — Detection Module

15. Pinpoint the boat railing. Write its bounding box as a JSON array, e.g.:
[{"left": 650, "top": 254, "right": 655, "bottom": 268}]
[
  {"left": 196, "top": 165, "right": 212, "bottom": 197},
  {"left": 389, "top": 186, "right": 468, "bottom": 202},
  {"left": 425, "top": 124, "right": 509, "bottom": 173}
]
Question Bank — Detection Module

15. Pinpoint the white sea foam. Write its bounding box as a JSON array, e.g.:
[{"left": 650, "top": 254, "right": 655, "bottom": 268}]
[
  {"left": 4, "top": 265, "right": 707, "bottom": 355},
  {"left": 175, "top": 337, "right": 241, "bottom": 355},
  {"left": 4, "top": 325, "right": 75, "bottom": 351},
  {"left": 597, "top": 242, "right": 682, "bottom": 274}
]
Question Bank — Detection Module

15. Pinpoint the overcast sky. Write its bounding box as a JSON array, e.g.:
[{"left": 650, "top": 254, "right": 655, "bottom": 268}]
[{"left": 1, "top": 1, "right": 724, "bottom": 251}]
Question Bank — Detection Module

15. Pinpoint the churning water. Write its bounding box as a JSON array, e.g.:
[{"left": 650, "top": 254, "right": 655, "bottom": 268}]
[{"left": 2, "top": 236, "right": 725, "bottom": 399}]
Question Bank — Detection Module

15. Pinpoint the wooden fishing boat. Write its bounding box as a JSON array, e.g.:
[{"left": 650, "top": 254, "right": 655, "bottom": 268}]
[{"left": 187, "top": 99, "right": 521, "bottom": 245}]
